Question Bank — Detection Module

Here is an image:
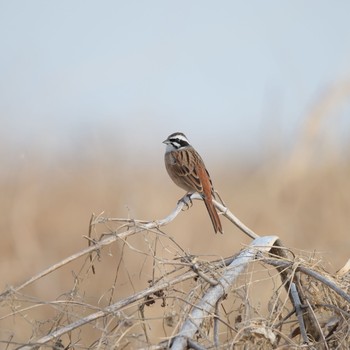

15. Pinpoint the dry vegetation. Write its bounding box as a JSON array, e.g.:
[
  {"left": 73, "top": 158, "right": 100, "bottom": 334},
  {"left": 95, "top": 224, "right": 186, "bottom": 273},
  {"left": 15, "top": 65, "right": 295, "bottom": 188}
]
[{"left": 0, "top": 98, "right": 349, "bottom": 348}]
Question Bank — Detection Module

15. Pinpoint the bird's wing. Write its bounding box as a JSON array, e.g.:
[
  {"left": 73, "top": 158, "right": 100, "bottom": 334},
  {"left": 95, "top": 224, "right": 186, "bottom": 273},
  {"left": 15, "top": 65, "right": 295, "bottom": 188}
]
[{"left": 170, "top": 148, "right": 211, "bottom": 194}]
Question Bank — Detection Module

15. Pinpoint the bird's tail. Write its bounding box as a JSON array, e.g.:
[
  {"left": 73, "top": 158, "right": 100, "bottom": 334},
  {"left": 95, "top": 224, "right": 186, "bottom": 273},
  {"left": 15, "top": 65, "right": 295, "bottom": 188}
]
[{"left": 204, "top": 197, "right": 223, "bottom": 234}]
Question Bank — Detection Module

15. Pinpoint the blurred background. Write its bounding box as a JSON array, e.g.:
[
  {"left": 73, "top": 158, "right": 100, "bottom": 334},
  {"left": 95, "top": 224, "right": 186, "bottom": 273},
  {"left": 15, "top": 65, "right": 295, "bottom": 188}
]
[{"left": 1, "top": 1, "right": 350, "bottom": 344}]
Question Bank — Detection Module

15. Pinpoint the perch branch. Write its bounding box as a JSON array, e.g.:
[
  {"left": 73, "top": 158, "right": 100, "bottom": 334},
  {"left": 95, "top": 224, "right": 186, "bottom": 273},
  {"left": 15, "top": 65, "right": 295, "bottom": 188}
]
[
  {"left": 212, "top": 197, "right": 259, "bottom": 239},
  {"left": 1, "top": 197, "right": 191, "bottom": 299}
]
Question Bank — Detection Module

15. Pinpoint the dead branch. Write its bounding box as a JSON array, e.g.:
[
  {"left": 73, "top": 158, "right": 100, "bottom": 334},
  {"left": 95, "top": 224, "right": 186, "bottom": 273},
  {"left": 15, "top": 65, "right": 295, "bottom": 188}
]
[
  {"left": 262, "top": 258, "right": 350, "bottom": 304},
  {"left": 170, "top": 236, "right": 279, "bottom": 349},
  {"left": 1, "top": 195, "right": 192, "bottom": 299}
]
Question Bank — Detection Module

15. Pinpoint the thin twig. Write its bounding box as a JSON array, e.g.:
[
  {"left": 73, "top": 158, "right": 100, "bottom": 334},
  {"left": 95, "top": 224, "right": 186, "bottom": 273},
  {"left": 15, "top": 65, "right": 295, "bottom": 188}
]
[
  {"left": 262, "top": 258, "right": 350, "bottom": 303},
  {"left": 88, "top": 213, "right": 96, "bottom": 274}
]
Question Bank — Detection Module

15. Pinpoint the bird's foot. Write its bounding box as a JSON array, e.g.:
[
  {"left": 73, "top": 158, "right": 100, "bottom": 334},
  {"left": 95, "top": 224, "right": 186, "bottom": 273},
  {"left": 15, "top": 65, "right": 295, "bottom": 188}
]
[{"left": 178, "top": 193, "right": 193, "bottom": 210}]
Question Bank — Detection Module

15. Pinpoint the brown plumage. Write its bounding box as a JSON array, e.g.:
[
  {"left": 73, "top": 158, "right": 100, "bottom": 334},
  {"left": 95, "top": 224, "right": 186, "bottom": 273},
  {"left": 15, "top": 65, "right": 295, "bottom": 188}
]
[{"left": 163, "top": 132, "right": 223, "bottom": 234}]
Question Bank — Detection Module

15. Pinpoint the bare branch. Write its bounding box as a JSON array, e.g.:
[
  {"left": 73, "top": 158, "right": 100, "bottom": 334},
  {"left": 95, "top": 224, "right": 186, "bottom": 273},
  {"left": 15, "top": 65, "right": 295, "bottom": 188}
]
[
  {"left": 262, "top": 258, "right": 350, "bottom": 304},
  {"left": 1, "top": 197, "right": 191, "bottom": 299},
  {"left": 171, "top": 236, "right": 279, "bottom": 349}
]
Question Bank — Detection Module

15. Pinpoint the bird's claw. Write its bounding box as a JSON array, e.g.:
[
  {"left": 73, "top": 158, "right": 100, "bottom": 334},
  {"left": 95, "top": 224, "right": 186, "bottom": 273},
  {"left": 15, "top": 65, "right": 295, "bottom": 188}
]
[{"left": 178, "top": 194, "right": 193, "bottom": 211}]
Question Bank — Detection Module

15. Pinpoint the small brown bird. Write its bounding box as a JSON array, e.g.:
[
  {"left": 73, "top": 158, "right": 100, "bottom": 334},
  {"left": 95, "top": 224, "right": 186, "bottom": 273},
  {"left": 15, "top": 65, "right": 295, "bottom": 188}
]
[{"left": 163, "top": 132, "right": 223, "bottom": 233}]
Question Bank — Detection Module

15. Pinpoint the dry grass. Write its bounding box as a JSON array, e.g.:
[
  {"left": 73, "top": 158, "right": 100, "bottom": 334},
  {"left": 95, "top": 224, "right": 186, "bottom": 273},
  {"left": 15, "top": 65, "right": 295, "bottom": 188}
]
[{"left": 0, "top": 99, "right": 349, "bottom": 348}]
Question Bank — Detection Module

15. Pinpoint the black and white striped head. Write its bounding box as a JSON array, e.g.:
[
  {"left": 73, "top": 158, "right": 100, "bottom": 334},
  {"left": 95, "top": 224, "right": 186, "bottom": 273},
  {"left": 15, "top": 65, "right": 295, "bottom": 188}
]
[{"left": 163, "top": 132, "right": 191, "bottom": 151}]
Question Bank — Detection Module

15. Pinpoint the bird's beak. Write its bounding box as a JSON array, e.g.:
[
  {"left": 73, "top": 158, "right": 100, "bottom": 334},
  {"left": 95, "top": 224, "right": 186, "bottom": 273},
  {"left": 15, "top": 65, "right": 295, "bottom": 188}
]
[{"left": 162, "top": 139, "right": 170, "bottom": 144}]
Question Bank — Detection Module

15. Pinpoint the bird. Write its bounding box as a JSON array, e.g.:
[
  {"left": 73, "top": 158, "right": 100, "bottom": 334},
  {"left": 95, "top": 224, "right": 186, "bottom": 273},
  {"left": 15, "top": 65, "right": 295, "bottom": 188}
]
[{"left": 163, "top": 132, "right": 223, "bottom": 234}]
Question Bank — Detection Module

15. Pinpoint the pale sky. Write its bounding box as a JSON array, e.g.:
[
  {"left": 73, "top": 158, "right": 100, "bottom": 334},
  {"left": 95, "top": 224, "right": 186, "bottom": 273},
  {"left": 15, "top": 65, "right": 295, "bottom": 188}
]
[{"left": 1, "top": 1, "right": 350, "bottom": 160}]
